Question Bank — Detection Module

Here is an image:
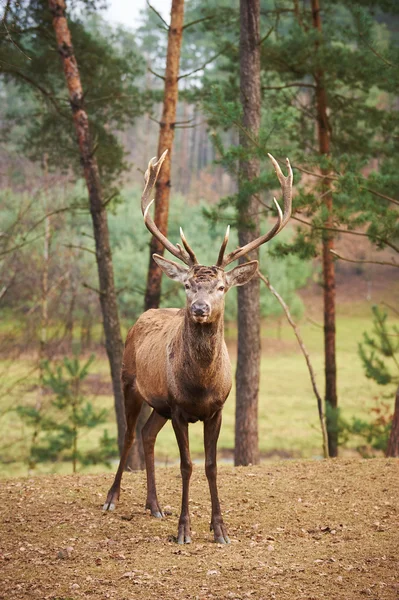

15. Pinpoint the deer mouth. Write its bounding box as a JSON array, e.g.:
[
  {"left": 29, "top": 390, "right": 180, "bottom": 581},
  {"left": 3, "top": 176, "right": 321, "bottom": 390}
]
[{"left": 192, "top": 314, "right": 209, "bottom": 324}]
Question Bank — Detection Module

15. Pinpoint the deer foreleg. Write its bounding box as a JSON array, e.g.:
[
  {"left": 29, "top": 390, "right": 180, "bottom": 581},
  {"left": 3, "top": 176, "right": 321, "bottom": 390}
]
[
  {"left": 204, "top": 410, "right": 230, "bottom": 544},
  {"left": 172, "top": 412, "right": 192, "bottom": 544},
  {"left": 142, "top": 410, "right": 167, "bottom": 517},
  {"left": 103, "top": 384, "right": 143, "bottom": 511}
]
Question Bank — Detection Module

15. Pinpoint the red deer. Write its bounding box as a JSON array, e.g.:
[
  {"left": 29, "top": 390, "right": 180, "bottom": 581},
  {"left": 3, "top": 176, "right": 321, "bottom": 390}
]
[{"left": 103, "top": 151, "right": 292, "bottom": 544}]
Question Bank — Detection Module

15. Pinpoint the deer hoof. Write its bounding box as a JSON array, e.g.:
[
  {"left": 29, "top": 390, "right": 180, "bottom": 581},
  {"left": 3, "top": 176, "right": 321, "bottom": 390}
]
[
  {"left": 177, "top": 521, "right": 192, "bottom": 544},
  {"left": 177, "top": 534, "right": 191, "bottom": 544},
  {"left": 146, "top": 501, "right": 165, "bottom": 518},
  {"left": 103, "top": 489, "right": 119, "bottom": 511},
  {"left": 215, "top": 535, "right": 230, "bottom": 544}
]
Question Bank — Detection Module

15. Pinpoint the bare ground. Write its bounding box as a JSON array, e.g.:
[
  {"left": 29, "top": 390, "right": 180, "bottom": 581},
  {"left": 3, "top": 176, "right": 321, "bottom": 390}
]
[{"left": 1, "top": 459, "right": 398, "bottom": 600}]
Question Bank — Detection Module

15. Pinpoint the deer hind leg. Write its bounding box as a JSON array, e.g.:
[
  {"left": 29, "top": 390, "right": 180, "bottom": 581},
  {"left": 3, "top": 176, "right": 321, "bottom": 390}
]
[
  {"left": 142, "top": 410, "right": 167, "bottom": 518},
  {"left": 204, "top": 410, "right": 230, "bottom": 544},
  {"left": 172, "top": 411, "right": 193, "bottom": 544},
  {"left": 103, "top": 380, "right": 143, "bottom": 511}
]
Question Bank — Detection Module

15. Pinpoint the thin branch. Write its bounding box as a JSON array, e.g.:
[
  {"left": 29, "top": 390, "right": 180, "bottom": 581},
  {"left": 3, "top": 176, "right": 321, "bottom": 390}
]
[
  {"left": 83, "top": 282, "right": 104, "bottom": 295},
  {"left": 63, "top": 244, "right": 96, "bottom": 255},
  {"left": 102, "top": 191, "right": 118, "bottom": 208},
  {"left": 178, "top": 46, "right": 229, "bottom": 80},
  {"left": 146, "top": 1, "right": 169, "bottom": 30},
  {"left": 148, "top": 114, "right": 161, "bottom": 125},
  {"left": 0, "top": 284, "right": 8, "bottom": 301},
  {"left": 0, "top": 232, "right": 44, "bottom": 257},
  {"left": 183, "top": 15, "right": 214, "bottom": 30},
  {"left": 258, "top": 23, "right": 274, "bottom": 46},
  {"left": 1, "top": 0, "right": 32, "bottom": 61},
  {"left": 262, "top": 82, "right": 316, "bottom": 91},
  {"left": 359, "top": 33, "right": 394, "bottom": 68},
  {"left": 307, "top": 316, "right": 324, "bottom": 329},
  {"left": 381, "top": 302, "right": 399, "bottom": 318},
  {"left": 331, "top": 250, "right": 398, "bottom": 268},
  {"left": 257, "top": 267, "right": 329, "bottom": 459},
  {"left": 286, "top": 162, "right": 399, "bottom": 207},
  {"left": 362, "top": 187, "right": 399, "bottom": 208},
  {"left": 148, "top": 67, "right": 165, "bottom": 81},
  {"left": 1, "top": 69, "right": 67, "bottom": 117},
  {"left": 255, "top": 194, "right": 399, "bottom": 254}
]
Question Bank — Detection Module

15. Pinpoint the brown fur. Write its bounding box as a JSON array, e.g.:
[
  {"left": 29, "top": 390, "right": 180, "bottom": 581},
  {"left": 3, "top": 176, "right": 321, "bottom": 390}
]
[{"left": 104, "top": 260, "right": 258, "bottom": 544}]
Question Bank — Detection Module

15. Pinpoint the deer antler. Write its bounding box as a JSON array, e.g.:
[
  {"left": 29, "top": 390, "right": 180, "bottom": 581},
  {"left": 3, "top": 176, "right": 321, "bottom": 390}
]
[
  {"left": 216, "top": 154, "right": 293, "bottom": 268},
  {"left": 141, "top": 150, "right": 198, "bottom": 267}
]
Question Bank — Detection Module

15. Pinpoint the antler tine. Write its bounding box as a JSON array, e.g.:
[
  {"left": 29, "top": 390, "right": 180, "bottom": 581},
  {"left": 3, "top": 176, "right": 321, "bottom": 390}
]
[
  {"left": 141, "top": 150, "right": 194, "bottom": 267},
  {"left": 179, "top": 227, "right": 198, "bottom": 265},
  {"left": 216, "top": 225, "right": 230, "bottom": 267},
  {"left": 267, "top": 153, "right": 293, "bottom": 233},
  {"left": 221, "top": 153, "right": 293, "bottom": 268}
]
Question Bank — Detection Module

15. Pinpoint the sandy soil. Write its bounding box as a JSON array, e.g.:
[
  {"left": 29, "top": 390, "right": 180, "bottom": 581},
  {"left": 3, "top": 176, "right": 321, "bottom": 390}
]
[{"left": 1, "top": 459, "right": 398, "bottom": 600}]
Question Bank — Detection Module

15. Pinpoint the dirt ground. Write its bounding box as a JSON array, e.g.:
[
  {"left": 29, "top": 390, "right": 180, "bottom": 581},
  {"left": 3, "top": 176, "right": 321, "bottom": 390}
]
[{"left": 1, "top": 459, "right": 398, "bottom": 600}]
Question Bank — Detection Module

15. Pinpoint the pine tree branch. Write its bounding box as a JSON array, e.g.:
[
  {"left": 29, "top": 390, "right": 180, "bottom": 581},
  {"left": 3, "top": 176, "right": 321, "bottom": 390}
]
[
  {"left": 1, "top": 1, "right": 32, "bottom": 61},
  {"left": 262, "top": 82, "right": 316, "bottom": 90},
  {"left": 359, "top": 33, "right": 394, "bottom": 68},
  {"left": 83, "top": 282, "right": 104, "bottom": 296},
  {"left": 330, "top": 250, "right": 399, "bottom": 269},
  {"left": 63, "top": 244, "right": 96, "bottom": 255},
  {"left": 0, "top": 233, "right": 44, "bottom": 257},
  {"left": 148, "top": 67, "right": 165, "bottom": 81},
  {"left": 229, "top": 117, "right": 399, "bottom": 208},
  {"left": 1, "top": 68, "right": 67, "bottom": 117},
  {"left": 258, "top": 24, "right": 274, "bottom": 46},
  {"left": 178, "top": 46, "right": 228, "bottom": 80},
  {"left": 182, "top": 15, "right": 214, "bottom": 31},
  {"left": 255, "top": 195, "right": 399, "bottom": 253},
  {"left": 146, "top": 1, "right": 169, "bottom": 30}
]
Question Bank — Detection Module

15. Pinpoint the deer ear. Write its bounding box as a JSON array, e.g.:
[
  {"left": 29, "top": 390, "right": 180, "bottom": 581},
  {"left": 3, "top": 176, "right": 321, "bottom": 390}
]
[
  {"left": 225, "top": 260, "right": 258, "bottom": 288},
  {"left": 153, "top": 254, "right": 189, "bottom": 282}
]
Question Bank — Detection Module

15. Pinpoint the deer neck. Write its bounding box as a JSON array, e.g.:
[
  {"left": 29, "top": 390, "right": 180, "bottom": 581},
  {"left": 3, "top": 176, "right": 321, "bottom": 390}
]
[{"left": 181, "top": 310, "right": 225, "bottom": 373}]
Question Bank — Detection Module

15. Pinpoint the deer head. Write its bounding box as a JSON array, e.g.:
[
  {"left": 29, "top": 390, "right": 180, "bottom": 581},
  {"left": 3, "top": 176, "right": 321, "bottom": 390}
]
[{"left": 141, "top": 150, "right": 293, "bottom": 323}]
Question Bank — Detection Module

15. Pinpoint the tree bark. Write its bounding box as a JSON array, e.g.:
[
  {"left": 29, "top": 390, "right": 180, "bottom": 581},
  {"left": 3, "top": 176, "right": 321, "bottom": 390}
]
[
  {"left": 386, "top": 386, "right": 399, "bottom": 457},
  {"left": 311, "top": 0, "right": 338, "bottom": 457},
  {"left": 234, "top": 0, "right": 261, "bottom": 467},
  {"left": 48, "top": 0, "right": 126, "bottom": 457},
  {"left": 144, "top": 0, "right": 185, "bottom": 311}
]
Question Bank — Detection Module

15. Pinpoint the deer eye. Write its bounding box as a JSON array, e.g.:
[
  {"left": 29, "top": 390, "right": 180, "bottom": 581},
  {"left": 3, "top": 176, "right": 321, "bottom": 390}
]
[
  {"left": 185, "top": 283, "right": 190, "bottom": 290},
  {"left": 218, "top": 286, "right": 225, "bottom": 292}
]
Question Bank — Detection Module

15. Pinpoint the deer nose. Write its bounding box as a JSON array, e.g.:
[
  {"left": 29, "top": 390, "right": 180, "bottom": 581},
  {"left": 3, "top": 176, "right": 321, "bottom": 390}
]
[{"left": 191, "top": 302, "right": 210, "bottom": 317}]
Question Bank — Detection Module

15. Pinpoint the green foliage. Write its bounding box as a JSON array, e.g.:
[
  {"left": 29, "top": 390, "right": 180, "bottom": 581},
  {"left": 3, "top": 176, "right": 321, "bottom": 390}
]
[
  {"left": 1, "top": 2, "right": 149, "bottom": 193},
  {"left": 358, "top": 305, "right": 399, "bottom": 388},
  {"left": 196, "top": 0, "right": 399, "bottom": 260},
  {"left": 17, "top": 354, "right": 115, "bottom": 472},
  {"left": 337, "top": 399, "right": 393, "bottom": 457},
  {"left": 337, "top": 305, "right": 399, "bottom": 456}
]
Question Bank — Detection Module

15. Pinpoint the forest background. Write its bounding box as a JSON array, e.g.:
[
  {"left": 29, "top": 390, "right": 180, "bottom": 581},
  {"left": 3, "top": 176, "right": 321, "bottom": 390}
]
[{"left": 0, "top": 0, "right": 398, "bottom": 477}]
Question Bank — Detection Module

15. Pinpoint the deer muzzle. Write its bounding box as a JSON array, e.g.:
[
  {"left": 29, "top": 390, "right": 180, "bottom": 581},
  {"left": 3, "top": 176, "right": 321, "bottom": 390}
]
[{"left": 191, "top": 301, "right": 211, "bottom": 322}]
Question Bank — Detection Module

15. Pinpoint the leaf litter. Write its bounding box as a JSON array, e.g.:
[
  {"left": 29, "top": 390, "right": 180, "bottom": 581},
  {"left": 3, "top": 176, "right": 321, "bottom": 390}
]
[{"left": 0, "top": 459, "right": 398, "bottom": 599}]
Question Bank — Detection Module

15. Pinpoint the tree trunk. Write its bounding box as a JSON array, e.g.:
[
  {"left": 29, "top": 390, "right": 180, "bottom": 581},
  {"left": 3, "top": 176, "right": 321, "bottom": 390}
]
[
  {"left": 386, "top": 386, "right": 399, "bottom": 457},
  {"left": 311, "top": 0, "right": 338, "bottom": 457},
  {"left": 234, "top": 0, "right": 261, "bottom": 467},
  {"left": 48, "top": 0, "right": 126, "bottom": 457},
  {"left": 144, "top": 0, "right": 185, "bottom": 311},
  {"left": 132, "top": 0, "right": 185, "bottom": 470}
]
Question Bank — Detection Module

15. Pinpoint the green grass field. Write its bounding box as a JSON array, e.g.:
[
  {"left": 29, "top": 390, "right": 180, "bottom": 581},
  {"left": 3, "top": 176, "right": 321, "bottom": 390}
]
[{"left": 1, "top": 300, "right": 396, "bottom": 478}]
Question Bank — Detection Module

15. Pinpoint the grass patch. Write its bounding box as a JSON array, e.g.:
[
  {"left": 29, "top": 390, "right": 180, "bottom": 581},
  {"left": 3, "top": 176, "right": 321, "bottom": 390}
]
[{"left": 0, "top": 309, "right": 397, "bottom": 478}]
